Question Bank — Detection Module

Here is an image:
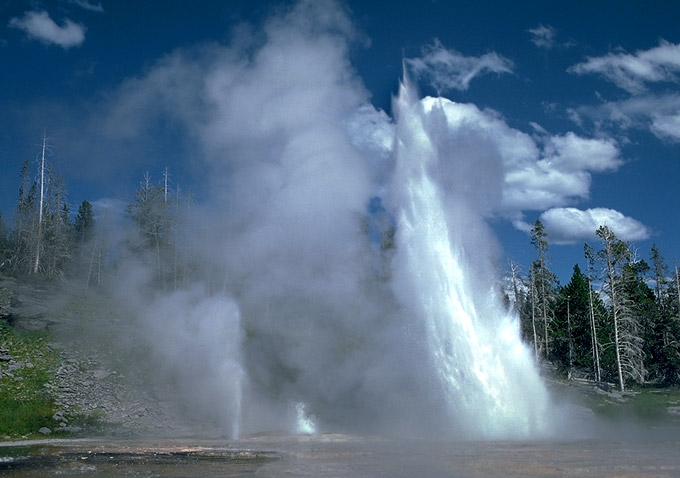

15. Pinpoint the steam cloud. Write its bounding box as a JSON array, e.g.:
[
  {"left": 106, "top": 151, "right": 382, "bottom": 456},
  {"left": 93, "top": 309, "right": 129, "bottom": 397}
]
[{"left": 79, "top": 0, "right": 556, "bottom": 439}]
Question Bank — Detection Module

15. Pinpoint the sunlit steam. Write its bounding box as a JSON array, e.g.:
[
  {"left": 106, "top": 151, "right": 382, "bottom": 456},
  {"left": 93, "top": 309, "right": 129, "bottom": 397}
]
[{"left": 77, "top": 0, "right": 554, "bottom": 441}]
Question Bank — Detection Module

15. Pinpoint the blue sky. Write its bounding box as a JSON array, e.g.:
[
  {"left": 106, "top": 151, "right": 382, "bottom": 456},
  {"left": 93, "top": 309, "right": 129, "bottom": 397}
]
[{"left": 2, "top": 0, "right": 680, "bottom": 282}]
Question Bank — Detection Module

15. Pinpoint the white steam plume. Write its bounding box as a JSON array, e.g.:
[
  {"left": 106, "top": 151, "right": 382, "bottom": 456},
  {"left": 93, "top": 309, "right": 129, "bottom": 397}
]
[{"left": 74, "top": 0, "right": 558, "bottom": 440}]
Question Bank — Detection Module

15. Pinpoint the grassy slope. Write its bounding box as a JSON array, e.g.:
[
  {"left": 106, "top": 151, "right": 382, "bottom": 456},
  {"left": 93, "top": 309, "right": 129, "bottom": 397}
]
[
  {"left": 590, "top": 386, "right": 680, "bottom": 425},
  {"left": 0, "top": 322, "right": 59, "bottom": 438}
]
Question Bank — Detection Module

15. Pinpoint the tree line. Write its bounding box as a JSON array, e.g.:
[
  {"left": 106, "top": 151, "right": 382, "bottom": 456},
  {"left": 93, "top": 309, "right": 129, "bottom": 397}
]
[
  {"left": 512, "top": 220, "right": 680, "bottom": 391},
  {"left": 0, "top": 141, "right": 193, "bottom": 291},
  {"left": 2, "top": 140, "right": 679, "bottom": 392},
  {"left": 0, "top": 134, "right": 96, "bottom": 280}
]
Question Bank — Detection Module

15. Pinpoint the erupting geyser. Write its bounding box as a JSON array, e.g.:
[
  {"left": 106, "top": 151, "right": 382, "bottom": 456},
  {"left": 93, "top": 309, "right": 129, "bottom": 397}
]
[
  {"left": 386, "top": 76, "right": 550, "bottom": 438},
  {"left": 102, "top": 1, "right": 552, "bottom": 441}
]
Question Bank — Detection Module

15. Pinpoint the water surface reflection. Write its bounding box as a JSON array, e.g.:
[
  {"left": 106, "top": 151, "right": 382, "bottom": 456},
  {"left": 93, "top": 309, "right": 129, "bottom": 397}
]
[{"left": 2, "top": 433, "right": 680, "bottom": 477}]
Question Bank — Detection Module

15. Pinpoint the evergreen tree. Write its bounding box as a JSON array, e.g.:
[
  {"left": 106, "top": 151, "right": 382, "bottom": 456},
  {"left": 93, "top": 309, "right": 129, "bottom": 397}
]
[
  {"left": 10, "top": 161, "right": 38, "bottom": 275},
  {"left": 128, "top": 171, "right": 183, "bottom": 288},
  {"left": 73, "top": 200, "right": 95, "bottom": 246},
  {"left": 646, "top": 246, "right": 680, "bottom": 384},
  {"left": 554, "top": 265, "right": 607, "bottom": 378},
  {"left": 0, "top": 212, "right": 10, "bottom": 270},
  {"left": 8, "top": 141, "right": 75, "bottom": 279},
  {"left": 42, "top": 170, "right": 72, "bottom": 277}
]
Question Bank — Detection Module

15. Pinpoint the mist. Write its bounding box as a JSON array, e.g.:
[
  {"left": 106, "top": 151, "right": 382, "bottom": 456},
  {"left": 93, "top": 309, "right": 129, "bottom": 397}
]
[{"left": 59, "top": 0, "right": 562, "bottom": 440}]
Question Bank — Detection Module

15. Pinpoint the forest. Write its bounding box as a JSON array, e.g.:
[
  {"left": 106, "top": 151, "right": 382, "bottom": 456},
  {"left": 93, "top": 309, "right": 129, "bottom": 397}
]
[{"left": 1, "top": 149, "right": 679, "bottom": 394}]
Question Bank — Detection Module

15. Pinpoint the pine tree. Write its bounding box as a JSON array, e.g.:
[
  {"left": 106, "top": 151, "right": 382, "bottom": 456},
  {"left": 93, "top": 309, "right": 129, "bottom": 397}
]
[
  {"left": 10, "top": 161, "right": 38, "bottom": 275},
  {"left": 0, "top": 212, "right": 10, "bottom": 270},
  {"left": 42, "top": 170, "right": 72, "bottom": 277},
  {"left": 647, "top": 246, "right": 680, "bottom": 384},
  {"left": 128, "top": 171, "right": 184, "bottom": 288},
  {"left": 554, "top": 265, "right": 606, "bottom": 379},
  {"left": 73, "top": 200, "right": 95, "bottom": 246}
]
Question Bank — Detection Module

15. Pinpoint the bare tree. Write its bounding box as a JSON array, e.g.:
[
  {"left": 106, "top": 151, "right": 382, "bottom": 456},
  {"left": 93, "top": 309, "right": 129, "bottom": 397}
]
[
  {"left": 590, "top": 225, "right": 645, "bottom": 391},
  {"left": 32, "top": 131, "right": 48, "bottom": 274},
  {"left": 530, "top": 220, "right": 557, "bottom": 359}
]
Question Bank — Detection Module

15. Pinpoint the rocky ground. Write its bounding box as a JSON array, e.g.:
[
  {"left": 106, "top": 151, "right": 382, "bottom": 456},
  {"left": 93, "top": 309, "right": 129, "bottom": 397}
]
[
  {"left": 2, "top": 275, "right": 679, "bottom": 440},
  {"left": 0, "top": 276, "right": 190, "bottom": 438}
]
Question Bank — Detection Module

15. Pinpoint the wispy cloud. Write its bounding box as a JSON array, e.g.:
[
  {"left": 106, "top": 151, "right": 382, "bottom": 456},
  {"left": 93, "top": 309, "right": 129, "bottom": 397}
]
[
  {"left": 8, "top": 10, "right": 85, "bottom": 49},
  {"left": 539, "top": 207, "right": 650, "bottom": 244},
  {"left": 527, "top": 24, "right": 556, "bottom": 49},
  {"left": 406, "top": 39, "right": 513, "bottom": 92},
  {"left": 650, "top": 111, "right": 680, "bottom": 141},
  {"left": 570, "top": 93, "right": 680, "bottom": 143},
  {"left": 569, "top": 40, "right": 680, "bottom": 94},
  {"left": 69, "top": 0, "right": 105, "bottom": 13}
]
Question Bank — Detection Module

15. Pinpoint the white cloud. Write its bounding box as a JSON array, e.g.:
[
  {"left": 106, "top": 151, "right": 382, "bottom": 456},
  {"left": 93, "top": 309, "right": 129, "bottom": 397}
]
[
  {"left": 527, "top": 24, "right": 556, "bottom": 49},
  {"left": 8, "top": 10, "right": 85, "bottom": 49},
  {"left": 651, "top": 111, "right": 680, "bottom": 141},
  {"left": 502, "top": 131, "right": 620, "bottom": 213},
  {"left": 412, "top": 98, "right": 622, "bottom": 218},
  {"left": 569, "top": 40, "right": 680, "bottom": 93},
  {"left": 539, "top": 207, "right": 650, "bottom": 244},
  {"left": 69, "top": 0, "right": 105, "bottom": 13},
  {"left": 406, "top": 39, "right": 513, "bottom": 92},
  {"left": 571, "top": 93, "right": 680, "bottom": 143}
]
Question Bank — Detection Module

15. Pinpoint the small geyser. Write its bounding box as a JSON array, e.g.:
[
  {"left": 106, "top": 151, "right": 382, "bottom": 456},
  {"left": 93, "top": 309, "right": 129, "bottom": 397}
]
[{"left": 294, "top": 402, "right": 317, "bottom": 435}]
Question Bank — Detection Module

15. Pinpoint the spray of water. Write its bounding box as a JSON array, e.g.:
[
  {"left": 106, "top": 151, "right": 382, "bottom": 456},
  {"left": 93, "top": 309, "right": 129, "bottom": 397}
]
[
  {"left": 387, "top": 77, "right": 550, "bottom": 438},
  {"left": 295, "top": 402, "right": 318, "bottom": 435}
]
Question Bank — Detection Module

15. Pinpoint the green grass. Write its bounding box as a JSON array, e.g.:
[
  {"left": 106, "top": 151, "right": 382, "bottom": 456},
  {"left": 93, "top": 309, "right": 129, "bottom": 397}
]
[
  {"left": 585, "top": 385, "right": 680, "bottom": 425},
  {"left": 0, "top": 322, "right": 60, "bottom": 438}
]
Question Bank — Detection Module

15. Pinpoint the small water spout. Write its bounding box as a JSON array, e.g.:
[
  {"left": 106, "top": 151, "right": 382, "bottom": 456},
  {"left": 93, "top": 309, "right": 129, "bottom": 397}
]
[{"left": 294, "top": 402, "right": 317, "bottom": 435}]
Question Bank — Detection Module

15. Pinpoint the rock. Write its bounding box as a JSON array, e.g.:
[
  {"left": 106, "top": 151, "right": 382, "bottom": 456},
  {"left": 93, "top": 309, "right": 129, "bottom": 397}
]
[
  {"left": 8, "top": 361, "right": 23, "bottom": 371},
  {"left": 62, "top": 425, "right": 82, "bottom": 433},
  {"left": 93, "top": 369, "right": 111, "bottom": 380},
  {"left": 52, "top": 411, "right": 67, "bottom": 423},
  {"left": 37, "top": 427, "right": 52, "bottom": 435}
]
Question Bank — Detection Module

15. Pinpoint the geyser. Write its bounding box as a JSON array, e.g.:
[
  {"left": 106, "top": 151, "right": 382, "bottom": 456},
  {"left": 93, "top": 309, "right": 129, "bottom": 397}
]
[
  {"left": 386, "top": 76, "right": 549, "bottom": 438},
  {"left": 92, "top": 0, "right": 552, "bottom": 441}
]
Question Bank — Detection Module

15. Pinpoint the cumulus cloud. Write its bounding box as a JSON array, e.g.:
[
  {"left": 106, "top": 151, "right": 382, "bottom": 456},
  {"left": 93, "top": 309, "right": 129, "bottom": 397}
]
[
  {"left": 406, "top": 39, "right": 513, "bottom": 92},
  {"left": 528, "top": 24, "right": 556, "bottom": 49},
  {"left": 504, "top": 133, "right": 621, "bottom": 213},
  {"left": 412, "top": 97, "right": 622, "bottom": 215},
  {"left": 8, "top": 10, "right": 86, "bottom": 49},
  {"left": 569, "top": 40, "right": 680, "bottom": 94},
  {"left": 539, "top": 207, "right": 650, "bottom": 244}
]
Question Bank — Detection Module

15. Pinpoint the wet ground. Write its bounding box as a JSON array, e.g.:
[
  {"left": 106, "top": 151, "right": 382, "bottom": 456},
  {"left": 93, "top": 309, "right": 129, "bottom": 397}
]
[{"left": 2, "top": 433, "right": 680, "bottom": 477}]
